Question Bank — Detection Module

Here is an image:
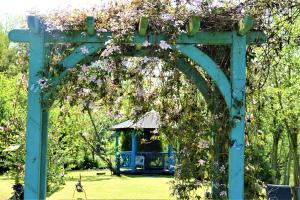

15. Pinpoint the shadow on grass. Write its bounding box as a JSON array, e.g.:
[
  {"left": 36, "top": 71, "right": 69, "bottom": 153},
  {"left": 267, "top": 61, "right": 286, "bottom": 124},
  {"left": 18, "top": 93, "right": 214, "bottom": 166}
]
[
  {"left": 63, "top": 169, "right": 174, "bottom": 184},
  {"left": 0, "top": 175, "right": 13, "bottom": 180},
  {"left": 47, "top": 185, "right": 64, "bottom": 197},
  {"left": 65, "top": 176, "right": 113, "bottom": 182},
  {"left": 65, "top": 173, "right": 172, "bottom": 182},
  {"left": 124, "top": 174, "right": 173, "bottom": 179}
]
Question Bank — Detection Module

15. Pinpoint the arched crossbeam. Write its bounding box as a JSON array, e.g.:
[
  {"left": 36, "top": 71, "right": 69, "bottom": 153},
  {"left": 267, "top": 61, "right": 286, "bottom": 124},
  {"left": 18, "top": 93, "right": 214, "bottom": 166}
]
[
  {"left": 60, "top": 43, "right": 104, "bottom": 69},
  {"left": 49, "top": 47, "right": 214, "bottom": 111},
  {"left": 175, "top": 58, "right": 211, "bottom": 106},
  {"left": 44, "top": 43, "right": 104, "bottom": 101},
  {"left": 175, "top": 45, "right": 231, "bottom": 109},
  {"left": 52, "top": 43, "right": 104, "bottom": 84}
]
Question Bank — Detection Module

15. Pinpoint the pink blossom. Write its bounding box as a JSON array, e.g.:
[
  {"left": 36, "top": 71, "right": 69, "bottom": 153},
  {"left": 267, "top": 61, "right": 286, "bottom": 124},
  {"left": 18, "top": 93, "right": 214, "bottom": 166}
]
[
  {"left": 37, "top": 78, "right": 49, "bottom": 89},
  {"left": 88, "top": 75, "right": 97, "bottom": 83},
  {"left": 161, "top": 13, "right": 175, "bottom": 21},
  {"left": 159, "top": 40, "right": 171, "bottom": 50},
  {"left": 96, "top": 79, "right": 102, "bottom": 86},
  {"left": 80, "top": 88, "right": 91, "bottom": 96},
  {"left": 80, "top": 46, "right": 89, "bottom": 54},
  {"left": 198, "top": 140, "right": 210, "bottom": 149},
  {"left": 136, "top": 87, "right": 144, "bottom": 97},
  {"left": 141, "top": 56, "right": 150, "bottom": 64},
  {"left": 81, "top": 64, "right": 89, "bottom": 73},
  {"left": 198, "top": 159, "right": 206, "bottom": 166},
  {"left": 220, "top": 165, "right": 226, "bottom": 173},
  {"left": 220, "top": 191, "right": 227, "bottom": 197},
  {"left": 142, "top": 40, "right": 151, "bottom": 47},
  {"left": 174, "top": 20, "right": 184, "bottom": 27},
  {"left": 101, "top": 45, "right": 121, "bottom": 57},
  {"left": 122, "top": 60, "right": 132, "bottom": 67},
  {"left": 66, "top": 96, "right": 72, "bottom": 101},
  {"left": 189, "top": 0, "right": 203, "bottom": 6},
  {"left": 82, "top": 132, "right": 89, "bottom": 137}
]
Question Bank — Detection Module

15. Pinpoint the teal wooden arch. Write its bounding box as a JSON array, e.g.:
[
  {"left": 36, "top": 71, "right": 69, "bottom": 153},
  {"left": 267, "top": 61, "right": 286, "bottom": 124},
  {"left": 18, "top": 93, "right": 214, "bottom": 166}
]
[{"left": 9, "top": 16, "right": 266, "bottom": 200}]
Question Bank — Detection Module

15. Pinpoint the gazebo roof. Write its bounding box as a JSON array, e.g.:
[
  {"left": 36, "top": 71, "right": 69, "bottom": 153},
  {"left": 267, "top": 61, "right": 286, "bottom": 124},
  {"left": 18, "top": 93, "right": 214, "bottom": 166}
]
[{"left": 110, "top": 110, "right": 160, "bottom": 130}]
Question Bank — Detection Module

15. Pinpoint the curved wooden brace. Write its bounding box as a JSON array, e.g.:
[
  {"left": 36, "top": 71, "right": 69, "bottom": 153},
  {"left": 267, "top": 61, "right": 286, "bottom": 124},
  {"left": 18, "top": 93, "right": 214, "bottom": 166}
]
[
  {"left": 45, "top": 43, "right": 104, "bottom": 101},
  {"left": 175, "top": 58, "right": 211, "bottom": 105},
  {"left": 175, "top": 45, "right": 231, "bottom": 109},
  {"left": 51, "top": 45, "right": 216, "bottom": 111},
  {"left": 52, "top": 43, "right": 104, "bottom": 83},
  {"left": 60, "top": 43, "right": 104, "bottom": 69}
]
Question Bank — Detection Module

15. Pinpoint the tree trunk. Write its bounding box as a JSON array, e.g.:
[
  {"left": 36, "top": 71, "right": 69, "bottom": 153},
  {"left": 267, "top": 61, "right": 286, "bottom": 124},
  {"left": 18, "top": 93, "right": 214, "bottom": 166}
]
[
  {"left": 92, "top": 149, "right": 95, "bottom": 162},
  {"left": 271, "top": 128, "right": 280, "bottom": 184},
  {"left": 289, "top": 128, "right": 299, "bottom": 200},
  {"left": 273, "top": 68, "right": 299, "bottom": 198},
  {"left": 283, "top": 151, "right": 291, "bottom": 185}
]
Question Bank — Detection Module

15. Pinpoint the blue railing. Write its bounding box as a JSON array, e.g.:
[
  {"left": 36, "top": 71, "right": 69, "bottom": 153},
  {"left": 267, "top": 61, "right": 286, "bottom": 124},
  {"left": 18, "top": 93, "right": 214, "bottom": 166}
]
[
  {"left": 119, "top": 151, "right": 176, "bottom": 170},
  {"left": 120, "top": 151, "right": 132, "bottom": 168}
]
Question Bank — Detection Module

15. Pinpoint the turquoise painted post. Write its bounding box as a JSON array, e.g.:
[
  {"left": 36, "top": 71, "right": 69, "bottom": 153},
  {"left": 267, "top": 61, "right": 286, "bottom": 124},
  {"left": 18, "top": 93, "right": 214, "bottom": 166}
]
[
  {"left": 228, "top": 32, "right": 247, "bottom": 200},
  {"left": 167, "top": 144, "right": 172, "bottom": 157},
  {"left": 115, "top": 131, "right": 120, "bottom": 174},
  {"left": 24, "top": 16, "right": 49, "bottom": 200},
  {"left": 131, "top": 133, "right": 137, "bottom": 173},
  {"left": 40, "top": 110, "right": 49, "bottom": 199}
]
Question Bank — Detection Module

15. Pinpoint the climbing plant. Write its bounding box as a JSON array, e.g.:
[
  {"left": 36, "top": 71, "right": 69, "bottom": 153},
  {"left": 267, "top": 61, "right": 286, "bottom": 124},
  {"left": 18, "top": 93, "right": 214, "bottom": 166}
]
[{"left": 7, "top": 0, "right": 300, "bottom": 199}]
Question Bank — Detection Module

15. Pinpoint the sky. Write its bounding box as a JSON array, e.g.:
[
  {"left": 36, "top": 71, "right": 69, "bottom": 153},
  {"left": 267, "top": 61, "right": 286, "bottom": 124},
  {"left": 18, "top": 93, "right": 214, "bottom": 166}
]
[
  {"left": 0, "top": 0, "right": 109, "bottom": 28},
  {"left": 0, "top": 0, "right": 107, "bottom": 15}
]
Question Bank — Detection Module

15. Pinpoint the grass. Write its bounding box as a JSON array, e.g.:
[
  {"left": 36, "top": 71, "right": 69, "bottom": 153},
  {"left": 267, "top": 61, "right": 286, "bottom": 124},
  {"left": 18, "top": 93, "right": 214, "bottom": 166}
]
[
  {"left": 0, "top": 170, "right": 176, "bottom": 199},
  {"left": 48, "top": 170, "right": 175, "bottom": 199},
  {"left": 0, "top": 175, "right": 14, "bottom": 199}
]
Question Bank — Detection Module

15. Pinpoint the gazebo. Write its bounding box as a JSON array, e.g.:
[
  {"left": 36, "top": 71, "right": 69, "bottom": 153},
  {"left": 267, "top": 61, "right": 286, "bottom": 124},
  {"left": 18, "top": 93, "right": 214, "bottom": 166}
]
[{"left": 111, "top": 110, "right": 175, "bottom": 174}]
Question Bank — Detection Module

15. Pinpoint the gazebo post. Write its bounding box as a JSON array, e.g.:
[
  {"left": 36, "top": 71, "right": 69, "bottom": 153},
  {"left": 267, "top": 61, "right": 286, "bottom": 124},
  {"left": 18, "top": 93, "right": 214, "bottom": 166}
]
[
  {"left": 115, "top": 131, "right": 121, "bottom": 174},
  {"left": 131, "top": 132, "right": 137, "bottom": 173},
  {"left": 168, "top": 144, "right": 174, "bottom": 173}
]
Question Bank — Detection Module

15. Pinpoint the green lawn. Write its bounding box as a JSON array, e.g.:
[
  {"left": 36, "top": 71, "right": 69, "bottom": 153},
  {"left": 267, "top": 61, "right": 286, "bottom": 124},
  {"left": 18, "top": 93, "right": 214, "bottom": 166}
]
[
  {"left": 0, "top": 170, "right": 176, "bottom": 199},
  {"left": 0, "top": 175, "right": 14, "bottom": 199},
  {"left": 48, "top": 170, "right": 175, "bottom": 200}
]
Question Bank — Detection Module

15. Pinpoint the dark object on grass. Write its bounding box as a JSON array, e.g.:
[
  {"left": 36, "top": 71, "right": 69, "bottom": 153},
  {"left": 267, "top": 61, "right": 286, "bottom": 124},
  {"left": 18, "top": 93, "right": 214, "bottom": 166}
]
[
  {"left": 73, "top": 173, "right": 87, "bottom": 199},
  {"left": 10, "top": 183, "right": 24, "bottom": 200},
  {"left": 266, "top": 184, "right": 292, "bottom": 200}
]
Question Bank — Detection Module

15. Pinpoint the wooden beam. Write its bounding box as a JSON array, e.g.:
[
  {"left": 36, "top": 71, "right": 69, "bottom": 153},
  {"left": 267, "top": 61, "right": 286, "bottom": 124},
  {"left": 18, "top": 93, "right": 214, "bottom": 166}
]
[
  {"left": 9, "top": 29, "right": 30, "bottom": 42},
  {"left": 8, "top": 29, "right": 266, "bottom": 45},
  {"left": 138, "top": 16, "right": 149, "bottom": 36},
  {"left": 186, "top": 16, "right": 200, "bottom": 36},
  {"left": 176, "top": 44, "right": 232, "bottom": 109},
  {"left": 228, "top": 33, "right": 247, "bottom": 200},
  {"left": 60, "top": 43, "right": 104, "bottom": 69},
  {"left": 27, "top": 16, "right": 42, "bottom": 34},
  {"left": 238, "top": 15, "right": 254, "bottom": 36},
  {"left": 24, "top": 17, "right": 48, "bottom": 200},
  {"left": 136, "top": 16, "right": 149, "bottom": 50},
  {"left": 246, "top": 31, "right": 267, "bottom": 44},
  {"left": 43, "top": 43, "right": 104, "bottom": 99},
  {"left": 87, "top": 16, "right": 95, "bottom": 35},
  {"left": 176, "top": 58, "right": 211, "bottom": 105}
]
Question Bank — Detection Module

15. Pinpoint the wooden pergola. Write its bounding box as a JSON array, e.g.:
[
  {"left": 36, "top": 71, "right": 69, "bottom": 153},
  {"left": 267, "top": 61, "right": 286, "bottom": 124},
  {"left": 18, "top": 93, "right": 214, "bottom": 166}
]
[{"left": 8, "top": 15, "right": 266, "bottom": 199}]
